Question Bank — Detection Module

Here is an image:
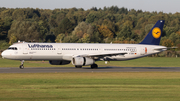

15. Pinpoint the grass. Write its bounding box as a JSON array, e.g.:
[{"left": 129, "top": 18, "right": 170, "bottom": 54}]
[
  {"left": 0, "top": 72, "right": 180, "bottom": 101},
  {"left": 0, "top": 57, "right": 180, "bottom": 100},
  {"left": 0, "top": 57, "right": 180, "bottom": 68},
  {"left": 104, "top": 57, "right": 180, "bottom": 67}
]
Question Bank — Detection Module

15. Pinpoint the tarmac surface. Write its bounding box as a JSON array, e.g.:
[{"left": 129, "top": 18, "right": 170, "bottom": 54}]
[{"left": 0, "top": 67, "right": 180, "bottom": 73}]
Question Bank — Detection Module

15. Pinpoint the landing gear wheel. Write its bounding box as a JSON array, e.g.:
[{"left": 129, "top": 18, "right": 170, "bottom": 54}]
[
  {"left": 75, "top": 66, "right": 82, "bottom": 68},
  {"left": 19, "top": 65, "right": 24, "bottom": 69},
  {"left": 91, "top": 64, "right": 98, "bottom": 69},
  {"left": 19, "top": 60, "right": 25, "bottom": 69}
]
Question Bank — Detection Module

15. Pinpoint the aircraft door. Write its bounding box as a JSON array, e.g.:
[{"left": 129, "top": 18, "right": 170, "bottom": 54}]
[
  {"left": 23, "top": 45, "right": 28, "bottom": 54},
  {"left": 140, "top": 47, "right": 147, "bottom": 55},
  {"left": 57, "top": 45, "right": 62, "bottom": 55}
]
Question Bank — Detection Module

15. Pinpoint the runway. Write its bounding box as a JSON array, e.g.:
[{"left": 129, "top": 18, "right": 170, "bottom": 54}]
[{"left": 0, "top": 67, "right": 180, "bottom": 73}]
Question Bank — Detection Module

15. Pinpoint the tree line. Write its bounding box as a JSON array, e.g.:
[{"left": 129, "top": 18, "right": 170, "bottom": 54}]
[{"left": 0, "top": 6, "right": 180, "bottom": 51}]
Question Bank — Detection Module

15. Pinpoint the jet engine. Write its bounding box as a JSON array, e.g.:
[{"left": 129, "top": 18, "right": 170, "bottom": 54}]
[
  {"left": 49, "top": 60, "right": 71, "bottom": 65},
  {"left": 72, "top": 57, "right": 94, "bottom": 66}
]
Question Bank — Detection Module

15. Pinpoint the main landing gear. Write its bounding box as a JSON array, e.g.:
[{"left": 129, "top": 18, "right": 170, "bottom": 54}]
[
  {"left": 75, "top": 66, "right": 82, "bottom": 68},
  {"left": 75, "top": 64, "right": 98, "bottom": 69},
  {"left": 91, "top": 64, "right": 98, "bottom": 69},
  {"left": 19, "top": 60, "right": 24, "bottom": 69}
]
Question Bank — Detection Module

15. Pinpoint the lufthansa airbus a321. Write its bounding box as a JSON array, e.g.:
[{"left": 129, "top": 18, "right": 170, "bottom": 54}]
[{"left": 1, "top": 20, "right": 167, "bottom": 69}]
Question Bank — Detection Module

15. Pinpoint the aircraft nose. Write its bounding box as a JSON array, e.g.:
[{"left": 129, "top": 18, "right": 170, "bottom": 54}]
[{"left": 1, "top": 50, "right": 7, "bottom": 59}]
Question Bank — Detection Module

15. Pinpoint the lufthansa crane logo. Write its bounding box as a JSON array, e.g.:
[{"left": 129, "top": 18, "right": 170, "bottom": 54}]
[{"left": 152, "top": 27, "right": 161, "bottom": 39}]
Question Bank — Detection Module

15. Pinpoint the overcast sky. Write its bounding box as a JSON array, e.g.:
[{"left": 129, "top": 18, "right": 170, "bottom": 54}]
[{"left": 0, "top": 0, "right": 180, "bottom": 13}]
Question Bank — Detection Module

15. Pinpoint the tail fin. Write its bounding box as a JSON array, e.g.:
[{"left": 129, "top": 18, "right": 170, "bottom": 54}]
[{"left": 139, "top": 20, "right": 165, "bottom": 45}]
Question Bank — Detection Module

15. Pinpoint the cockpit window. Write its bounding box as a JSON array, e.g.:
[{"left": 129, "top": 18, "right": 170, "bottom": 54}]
[{"left": 8, "top": 47, "right": 18, "bottom": 50}]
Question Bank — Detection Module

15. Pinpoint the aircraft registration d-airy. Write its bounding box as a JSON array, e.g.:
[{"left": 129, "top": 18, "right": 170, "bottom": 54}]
[{"left": 1, "top": 20, "right": 167, "bottom": 69}]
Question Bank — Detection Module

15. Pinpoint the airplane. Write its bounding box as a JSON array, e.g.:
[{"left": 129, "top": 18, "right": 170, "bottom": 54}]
[{"left": 1, "top": 20, "right": 167, "bottom": 69}]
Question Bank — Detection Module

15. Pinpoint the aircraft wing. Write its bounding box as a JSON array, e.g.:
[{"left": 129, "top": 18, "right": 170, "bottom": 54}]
[{"left": 77, "top": 52, "right": 127, "bottom": 58}]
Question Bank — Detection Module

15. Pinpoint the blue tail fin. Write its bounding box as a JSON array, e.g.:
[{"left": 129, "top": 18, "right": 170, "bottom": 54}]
[{"left": 139, "top": 20, "right": 165, "bottom": 45}]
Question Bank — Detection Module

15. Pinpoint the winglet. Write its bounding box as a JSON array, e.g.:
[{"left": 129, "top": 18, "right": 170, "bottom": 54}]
[{"left": 139, "top": 20, "right": 165, "bottom": 45}]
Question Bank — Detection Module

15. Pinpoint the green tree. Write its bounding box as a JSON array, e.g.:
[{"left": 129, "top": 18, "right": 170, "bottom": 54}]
[
  {"left": 72, "top": 22, "right": 93, "bottom": 38},
  {"left": 81, "top": 33, "right": 90, "bottom": 43},
  {"left": 55, "top": 34, "right": 65, "bottom": 43},
  {"left": 162, "top": 39, "right": 174, "bottom": 47},
  {"left": 56, "top": 17, "right": 74, "bottom": 36},
  {"left": 8, "top": 20, "right": 40, "bottom": 43},
  {"left": 98, "top": 25, "right": 114, "bottom": 38},
  {"left": 90, "top": 31, "right": 102, "bottom": 43},
  {"left": 86, "top": 11, "right": 105, "bottom": 23},
  {"left": 169, "top": 32, "right": 180, "bottom": 45},
  {"left": 0, "top": 9, "right": 14, "bottom": 19},
  {"left": 163, "top": 27, "right": 175, "bottom": 37},
  {"left": 117, "top": 25, "right": 132, "bottom": 40},
  {"left": 8, "top": 33, "right": 17, "bottom": 44},
  {"left": 38, "top": 20, "right": 49, "bottom": 41},
  {"left": 0, "top": 17, "right": 12, "bottom": 40}
]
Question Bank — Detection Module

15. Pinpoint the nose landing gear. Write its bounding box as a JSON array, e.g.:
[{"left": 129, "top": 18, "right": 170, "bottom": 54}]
[{"left": 19, "top": 60, "right": 24, "bottom": 69}]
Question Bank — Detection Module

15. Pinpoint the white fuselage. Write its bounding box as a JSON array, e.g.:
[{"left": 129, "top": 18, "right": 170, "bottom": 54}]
[{"left": 1, "top": 43, "right": 167, "bottom": 61}]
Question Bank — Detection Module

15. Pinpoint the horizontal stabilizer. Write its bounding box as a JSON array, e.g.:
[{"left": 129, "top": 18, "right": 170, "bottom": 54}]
[{"left": 154, "top": 46, "right": 167, "bottom": 51}]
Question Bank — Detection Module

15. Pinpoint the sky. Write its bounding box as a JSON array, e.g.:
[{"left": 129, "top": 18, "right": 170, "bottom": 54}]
[{"left": 0, "top": 0, "right": 180, "bottom": 14}]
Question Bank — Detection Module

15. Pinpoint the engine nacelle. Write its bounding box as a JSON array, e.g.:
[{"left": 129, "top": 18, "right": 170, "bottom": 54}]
[
  {"left": 72, "top": 57, "right": 94, "bottom": 66},
  {"left": 49, "top": 60, "right": 71, "bottom": 65}
]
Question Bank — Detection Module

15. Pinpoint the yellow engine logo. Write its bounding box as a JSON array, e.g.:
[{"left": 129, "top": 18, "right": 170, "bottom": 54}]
[{"left": 152, "top": 27, "right": 161, "bottom": 39}]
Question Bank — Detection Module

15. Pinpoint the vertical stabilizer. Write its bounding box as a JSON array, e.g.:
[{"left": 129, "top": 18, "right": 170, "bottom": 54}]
[{"left": 139, "top": 20, "right": 165, "bottom": 45}]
